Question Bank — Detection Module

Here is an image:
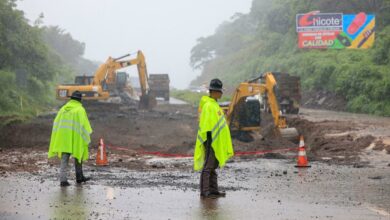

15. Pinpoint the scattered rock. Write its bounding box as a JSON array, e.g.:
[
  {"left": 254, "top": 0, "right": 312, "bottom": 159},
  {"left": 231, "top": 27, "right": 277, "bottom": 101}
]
[
  {"left": 368, "top": 176, "right": 383, "bottom": 180},
  {"left": 173, "top": 163, "right": 182, "bottom": 168},
  {"left": 353, "top": 163, "right": 365, "bottom": 168},
  {"left": 151, "top": 163, "right": 165, "bottom": 169}
]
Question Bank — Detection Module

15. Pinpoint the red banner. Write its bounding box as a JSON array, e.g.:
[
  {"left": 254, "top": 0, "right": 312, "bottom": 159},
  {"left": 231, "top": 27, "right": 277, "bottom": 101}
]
[{"left": 298, "top": 31, "right": 340, "bottom": 48}]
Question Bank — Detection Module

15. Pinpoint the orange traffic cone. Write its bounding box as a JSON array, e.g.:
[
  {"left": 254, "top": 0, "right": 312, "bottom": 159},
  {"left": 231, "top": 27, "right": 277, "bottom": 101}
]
[
  {"left": 295, "top": 135, "right": 311, "bottom": 168},
  {"left": 96, "top": 138, "right": 108, "bottom": 166}
]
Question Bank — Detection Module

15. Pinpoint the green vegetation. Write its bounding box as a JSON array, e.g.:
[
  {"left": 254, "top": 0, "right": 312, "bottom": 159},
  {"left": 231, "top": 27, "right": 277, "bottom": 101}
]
[
  {"left": 0, "top": 0, "right": 96, "bottom": 123},
  {"left": 190, "top": 0, "right": 390, "bottom": 116},
  {"left": 171, "top": 90, "right": 230, "bottom": 106},
  {"left": 170, "top": 90, "right": 206, "bottom": 106}
]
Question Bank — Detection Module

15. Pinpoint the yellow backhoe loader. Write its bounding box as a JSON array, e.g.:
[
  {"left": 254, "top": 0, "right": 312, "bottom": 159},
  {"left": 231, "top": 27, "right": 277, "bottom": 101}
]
[
  {"left": 56, "top": 50, "right": 156, "bottom": 109},
  {"left": 220, "top": 72, "right": 299, "bottom": 140}
]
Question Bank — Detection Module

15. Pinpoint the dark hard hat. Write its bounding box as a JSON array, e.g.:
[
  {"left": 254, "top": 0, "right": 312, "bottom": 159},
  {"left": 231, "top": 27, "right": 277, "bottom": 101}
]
[
  {"left": 209, "top": 78, "right": 223, "bottom": 93},
  {"left": 70, "top": 90, "right": 82, "bottom": 101}
]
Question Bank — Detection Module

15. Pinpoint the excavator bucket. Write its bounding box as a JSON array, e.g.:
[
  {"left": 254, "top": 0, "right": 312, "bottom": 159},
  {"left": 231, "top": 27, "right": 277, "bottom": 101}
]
[
  {"left": 139, "top": 93, "right": 157, "bottom": 110},
  {"left": 275, "top": 116, "right": 299, "bottom": 141},
  {"left": 279, "top": 127, "right": 299, "bottom": 142}
]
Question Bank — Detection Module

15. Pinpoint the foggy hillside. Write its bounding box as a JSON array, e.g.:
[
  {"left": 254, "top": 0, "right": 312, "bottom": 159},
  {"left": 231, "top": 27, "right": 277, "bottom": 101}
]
[{"left": 190, "top": 0, "right": 390, "bottom": 116}]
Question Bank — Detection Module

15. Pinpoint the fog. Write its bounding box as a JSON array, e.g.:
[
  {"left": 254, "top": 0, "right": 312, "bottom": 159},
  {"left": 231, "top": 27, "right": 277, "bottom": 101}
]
[{"left": 17, "top": 0, "right": 252, "bottom": 89}]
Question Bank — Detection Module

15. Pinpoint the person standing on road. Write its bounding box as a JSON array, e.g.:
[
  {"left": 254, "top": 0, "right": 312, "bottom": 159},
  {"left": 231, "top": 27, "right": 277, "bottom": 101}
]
[
  {"left": 194, "top": 78, "right": 234, "bottom": 199},
  {"left": 48, "top": 91, "right": 92, "bottom": 187}
]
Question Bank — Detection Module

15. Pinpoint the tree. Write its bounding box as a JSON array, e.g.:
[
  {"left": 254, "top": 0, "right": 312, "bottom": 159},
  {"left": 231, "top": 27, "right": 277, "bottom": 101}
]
[{"left": 190, "top": 0, "right": 390, "bottom": 116}]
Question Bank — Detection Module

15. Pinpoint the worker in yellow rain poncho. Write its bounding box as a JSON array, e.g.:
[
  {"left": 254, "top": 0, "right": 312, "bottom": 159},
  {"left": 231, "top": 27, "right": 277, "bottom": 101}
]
[
  {"left": 194, "top": 79, "right": 234, "bottom": 199},
  {"left": 48, "top": 91, "right": 92, "bottom": 187}
]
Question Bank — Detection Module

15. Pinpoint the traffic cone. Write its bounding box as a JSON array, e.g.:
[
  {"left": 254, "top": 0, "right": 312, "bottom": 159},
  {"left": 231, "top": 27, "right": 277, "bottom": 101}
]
[
  {"left": 295, "top": 135, "right": 311, "bottom": 168},
  {"left": 96, "top": 138, "right": 108, "bottom": 166}
]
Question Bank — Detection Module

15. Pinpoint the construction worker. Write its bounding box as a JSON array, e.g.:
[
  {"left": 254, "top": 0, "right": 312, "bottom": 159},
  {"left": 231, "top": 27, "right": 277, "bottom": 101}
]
[
  {"left": 48, "top": 91, "right": 92, "bottom": 187},
  {"left": 194, "top": 78, "right": 234, "bottom": 199}
]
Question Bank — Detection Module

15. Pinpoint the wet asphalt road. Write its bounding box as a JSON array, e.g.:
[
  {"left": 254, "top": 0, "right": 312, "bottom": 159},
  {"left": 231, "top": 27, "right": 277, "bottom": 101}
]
[{"left": 1, "top": 157, "right": 390, "bottom": 220}]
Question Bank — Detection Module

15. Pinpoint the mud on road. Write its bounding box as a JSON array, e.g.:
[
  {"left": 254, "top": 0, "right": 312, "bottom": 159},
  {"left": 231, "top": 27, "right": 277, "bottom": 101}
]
[
  {"left": 1, "top": 101, "right": 390, "bottom": 173},
  {"left": 1, "top": 101, "right": 390, "bottom": 219},
  {"left": 1, "top": 158, "right": 390, "bottom": 219}
]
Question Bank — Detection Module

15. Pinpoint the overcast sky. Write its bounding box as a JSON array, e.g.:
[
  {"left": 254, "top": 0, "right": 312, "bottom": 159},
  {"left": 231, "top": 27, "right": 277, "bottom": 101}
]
[{"left": 17, "top": 0, "right": 252, "bottom": 89}]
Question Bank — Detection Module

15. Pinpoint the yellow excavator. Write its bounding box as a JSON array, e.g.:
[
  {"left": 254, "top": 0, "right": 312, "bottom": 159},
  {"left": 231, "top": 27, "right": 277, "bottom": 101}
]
[
  {"left": 220, "top": 72, "right": 299, "bottom": 140},
  {"left": 56, "top": 50, "right": 156, "bottom": 109}
]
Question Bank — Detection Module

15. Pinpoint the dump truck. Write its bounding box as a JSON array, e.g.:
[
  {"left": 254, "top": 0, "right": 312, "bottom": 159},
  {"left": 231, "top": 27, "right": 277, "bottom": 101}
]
[
  {"left": 270, "top": 72, "right": 301, "bottom": 114},
  {"left": 149, "top": 74, "right": 170, "bottom": 101}
]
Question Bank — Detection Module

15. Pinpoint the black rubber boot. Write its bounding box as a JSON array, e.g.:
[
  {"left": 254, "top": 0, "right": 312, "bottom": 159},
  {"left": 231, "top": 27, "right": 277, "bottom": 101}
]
[
  {"left": 76, "top": 176, "right": 91, "bottom": 184},
  {"left": 200, "top": 192, "right": 218, "bottom": 199},
  {"left": 210, "top": 191, "right": 226, "bottom": 197}
]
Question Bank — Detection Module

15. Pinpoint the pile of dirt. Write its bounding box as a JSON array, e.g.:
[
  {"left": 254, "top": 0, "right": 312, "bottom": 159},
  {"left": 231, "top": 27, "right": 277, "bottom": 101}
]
[
  {"left": 1, "top": 99, "right": 386, "bottom": 173},
  {"left": 302, "top": 90, "right": 347, "bottom": 111},
  {"left": 0, "top": 101, "right": 298, "bottom": 156},
  {"left": 372, "top": 139, "right": 390, "bottom": 153},
  {"left": 0, "top": 148, "right": 48, "bottom": 172},
  {"left": 0, "top": 102, "right": 198, "bottom": 154},
  {"left": 289, "top": 117, "right": 376, "bottom": 164}
]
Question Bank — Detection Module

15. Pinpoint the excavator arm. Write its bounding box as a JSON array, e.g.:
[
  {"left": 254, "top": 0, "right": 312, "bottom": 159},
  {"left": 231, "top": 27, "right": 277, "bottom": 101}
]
[
  {"left": 110, "top": 51, "right": 155, "bottom": 109},
  {"left": 92, "top": 51, "right": 149, "bottom": 93}
]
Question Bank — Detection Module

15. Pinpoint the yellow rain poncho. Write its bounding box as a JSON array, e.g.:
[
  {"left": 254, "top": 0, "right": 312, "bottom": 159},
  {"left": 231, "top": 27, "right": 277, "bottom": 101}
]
[
  {"left": 48, "top": 100, "right": 92, "bottom": 163},
  {"left": 194, "top": 96, "right": 234, "bottom": 171}
]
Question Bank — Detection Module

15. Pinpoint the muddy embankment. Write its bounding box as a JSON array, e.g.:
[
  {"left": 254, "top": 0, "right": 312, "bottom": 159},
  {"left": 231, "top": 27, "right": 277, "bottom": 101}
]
[{"left": 1, "top": 101, "right": 389, "bottom": 173}]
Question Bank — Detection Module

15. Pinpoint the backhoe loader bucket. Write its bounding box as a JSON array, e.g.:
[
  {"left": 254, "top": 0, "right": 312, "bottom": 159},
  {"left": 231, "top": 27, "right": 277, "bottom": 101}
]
[
  {"left": 139, "top": 93, "right": 157, "bottom": 110},
  {"left": 279, "top": 127, "right": 299, "bottom": 142}
]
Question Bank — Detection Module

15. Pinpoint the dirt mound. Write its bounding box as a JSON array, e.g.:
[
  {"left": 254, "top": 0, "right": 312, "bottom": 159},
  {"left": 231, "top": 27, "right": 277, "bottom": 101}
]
[
  {"left": 0, "top": 118, "right": 52, "bottom": 148},
  {"left": 0, "top": 99, "right": 384, "bottom": 172},
  {"left": 0, "top": 101, "right": 298, "bottom": 158},
  {"left": 372, "top": 139, "right": 390, "bottom": 153},
  {"left": 0, "top": 102, "right": 198, "bottom": 154},
  {"left": 289, "top": 117, "right": 375, "bottom": 164}
]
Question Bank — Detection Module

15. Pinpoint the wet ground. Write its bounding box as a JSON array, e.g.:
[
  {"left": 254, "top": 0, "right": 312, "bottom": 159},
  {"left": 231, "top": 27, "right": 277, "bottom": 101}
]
[
  {"left": 2, "top": 99, "right": 390, "bottom": 219},
  {"left": 1, "top": 157, "right": 390, "bottom": 220}
]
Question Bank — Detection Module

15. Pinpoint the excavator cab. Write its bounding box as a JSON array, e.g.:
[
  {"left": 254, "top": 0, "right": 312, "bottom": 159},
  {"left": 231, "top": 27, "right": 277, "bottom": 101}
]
[
  {"left": 239, "top": 97, "right": 261, "bottom": 127},
  {"left": 74, "top": 75, "right": 94, "bottom": 85},
  {"left": 228, "top": 97, "right": 262, "bottom": 131}
]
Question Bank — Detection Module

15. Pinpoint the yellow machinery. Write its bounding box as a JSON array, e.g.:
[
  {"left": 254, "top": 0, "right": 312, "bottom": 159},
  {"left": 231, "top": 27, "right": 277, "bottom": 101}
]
[
  {"left": 222, "top": 72, "right": 298, "bottom": 140},
  {"left": 56, "top": 50, "right": 156, "bottom": 109}
]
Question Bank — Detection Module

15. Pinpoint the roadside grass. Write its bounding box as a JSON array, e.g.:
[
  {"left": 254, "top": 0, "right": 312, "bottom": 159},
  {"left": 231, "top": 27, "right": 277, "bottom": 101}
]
[{"left": 170, "top": 89, "right": 231, "bottom": 106}]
